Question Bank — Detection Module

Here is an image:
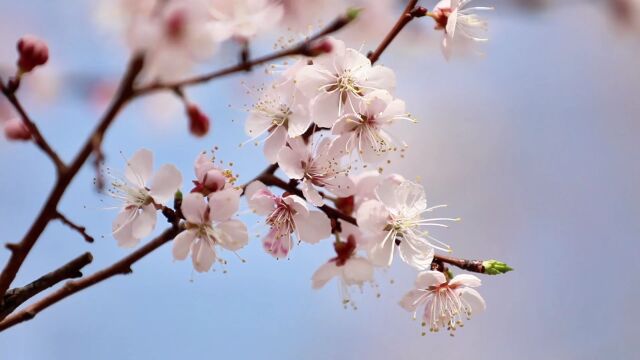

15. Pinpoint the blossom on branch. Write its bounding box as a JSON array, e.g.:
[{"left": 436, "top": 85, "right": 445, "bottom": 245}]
[
  {"left": 173, "top": 192, "right": 248, "bottom": 272},
  {"left": 399, "top": 270, "right": 485, "bottom": 336},
  {"left": 245, "top": 181, "right": 331, "bottom": 258},
  {"left": 431, "top": 0, "right": 493, "bottom": 59},
  {"left": 356, "top": 175, "right": 458, "bottom": 270},
  {"left": 209, "top": 0, "right": 284, "bottom": 42},
  {"left": 191, "top": 152, "right": 232, "bottom": 196},
  {"left": 295, "top": 37, "right": 396, "bottom": 128},
  {"left": 110, "top": 149, "right": 183, "bottom": 247},
  {"left": 277, "top": 136, "right": 355, "bottom": 206}
]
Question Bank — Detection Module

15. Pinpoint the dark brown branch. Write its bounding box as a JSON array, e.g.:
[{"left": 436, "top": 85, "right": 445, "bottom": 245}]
[
  {"left": 54, "top": 211, "right": 94, "bottom": 243},
  {"left": 0, "top": 54, "right": 145, "bottom": 298},
  {"left": 133, "top": 12, "right": 357, "bottom": 96},
  {"left": 0, "top": 227, "right": 179, "bottom": 332},
  {"left": 0, "top": 77, "right": 66, "bottom": 173},
  {"left": 0, "top": 252, "right": 93, "bottom": 319},
  {"left": 367, "top": 1, "right": 427, "bottom": 64}
]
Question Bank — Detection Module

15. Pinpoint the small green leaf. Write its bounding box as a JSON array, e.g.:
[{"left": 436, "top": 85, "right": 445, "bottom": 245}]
[{"left": 346, "top": 7, "right": 363, "bottom": 21}]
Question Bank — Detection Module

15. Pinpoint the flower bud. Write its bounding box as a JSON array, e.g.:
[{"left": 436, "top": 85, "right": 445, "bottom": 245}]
[
  {"left": 335, "top": 196, "right": 354, "bottom": 217},
  {"left": 482, "top": 259, "right": 514, "bottom": 275},
  {"left": 3, "top": 118, "right": 31, "bottom": 141},
  {"left": 202, "top": 169, "right": 226, "bottom": 193},
  {"left": 186, "top": 103, "right": 210, "bottom": 137},
  {"left": 17, "top": 35, "right": 49, "bottom": 73}
]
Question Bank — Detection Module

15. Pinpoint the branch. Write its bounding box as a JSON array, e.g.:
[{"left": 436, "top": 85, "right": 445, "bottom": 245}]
[
  {"left": 54, "top": 211, "right": 94, "bottom": 243},
  {"left": 0, "top": 227, "right": 180, "bottom": 332},
  {"left": 133, "top": 12, "right": 357, "bottom": 96},
  {"left": 367, "top": 0, "right": 427, "bottom": 64},
  {"left": 0, "top": 252, "right": 93, "bottom": 319},
  {"left": 0, "top": 77, "right": 67, "bottom": 173},
  {"left": 0, "top": 54, "right": 145, "bottom": 298}
]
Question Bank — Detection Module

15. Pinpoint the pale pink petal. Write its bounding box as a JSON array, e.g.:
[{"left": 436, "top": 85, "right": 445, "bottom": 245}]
[
  {"left": 450, "top": 274, "right": 482, "bottom": 288},
  {"left": 293, "top": 211, "right": 331, "bottom": 244},
  {"left": 343, "top": 48, "right": 371, "bottom": 72},
  {"left": 216, "top": 219, "right": 249, "bottom": 251},
  {"left": 277, "top": 143, "right": 305, "bottom": 179},
  {"left": 245, "top": 111, "right": 273, "bottom": 137},
  {"left": 332, "top": 115, "right": 359, "bottom": 135},
  {"left": 262, "top": 228, "right": 291, "bottom": 259},
  {"left": 283, "top": 195, "right": 309, "bottom": 217},
  {"left": 398, "top": 238, "right": 434, "bottom": 270},
  {"left": 380, "top": 98, "right": 406, "bottom": 121},
  {"left": 208, "top": 187, "right": 241, "bottom": 221},
  {"left": 131, "top": 204, "right": 157, "bottom": 240},
  {"left": 368, "top": 231, "right": 395, "bottom": 267},
  {"left": 112, "top": 209, "right": 138, "bottom": 248},
  {"left": 342, "top": 257, "right": 374, "bottom": 285},
  {"left": 311, "top": 261, "right": 340, "bottom": 289},
  {"left": 363, "top": 65, "right": 396, "bottom": 93},
  {"left": 194, "top": 153, "right": 216, "bottom": 182},
  {"left": 415, "top": 270, "right": 447, "bottom": 289},
  {"left": 355, "top": 200, "right": 389, "bottom": 234},
  {"left": 244, "top": 180, "right": 267, "bottom": 199},
  {"left": 325, "top": 174, "right": 355, "bottom": 198},
  {"left": 149, "top": 164, "right": 182, "bottom": 204},
  {"left": 301, "top": 179, "right": 324, "bottom": 206},
  {"left": 263, "top": 126, "right": 288, "bottom": 164},
  {"left": 287, "top": 104, "right": 311, "bottom": 137},
  {"left": 172, "top": 229, "right": 196, "bottom": 260},
  {"left": 181, "top": 192, "right": 208, "bottom": 224},
  {"left": 399, "top": 289, "right": 428, "bottom": 312},
  {"left": 294, "top": 66, "right": 334, "bottom": 99},
  {"left": 458, "top": 287, "right": 486, "bottom": 312},
  {"left": 310, "top": 92, "right": 340, "bottom": 128},
  {"left": 124, "top": 149, "right": 153, "bottom": 186},
  {"left": 192, "top": 238, "right": 216, "bottom": 272}
]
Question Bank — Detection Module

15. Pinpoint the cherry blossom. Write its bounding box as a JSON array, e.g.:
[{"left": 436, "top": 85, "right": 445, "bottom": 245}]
[
  {"left": 111, "top": 149, "right": 183, "bottom": 248},
  {"left": 431, "top": 0, "right": 493, "bottom": 59},
  {"left": 208, "top": 0, "right": 284, "bottom": 42},
  {"left": 332, "top": 89, "right": 413, "bottom": 163},
  {"left": 312, "top": 222, "right": 374, "bottom": 305},
  {"left": 277, "top": 136, "right": 355, "bottom": 206},
  {"left": 173, "top": 192, "right": 247, "bottom": 272},
  {"left": 295, "top": 37, "right": 396, "bottom": 128},
  {"left": 191, "top": 153, "right": 231, "bottom": 196},
  {"left": 245, "top": 181, "right": 331, "bottom": 258},
  {"left": 356, "top": 176, "right": 458, "bottom": 269},
  {"left": 245, "top": 80, "right": 311, "bottom": 163},
  {"left": 399, "top": 270, "right": 485, "bottom": 335}
]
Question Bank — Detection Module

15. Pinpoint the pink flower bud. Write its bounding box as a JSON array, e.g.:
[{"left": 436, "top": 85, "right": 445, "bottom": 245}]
[
  {"left": 17, "top": 35, "right": 49, "bottom": 73},
  {"left": 305, "top": 39, "right": 333, "bottom": 57},
  {"left": 186, "top": 104, "right": 210, "bottom": 137},
  {"left": 165, "top": 8, "right": 187, "bottom": 42},
  {"left": 4, "top": 118, "right": 31, "bottom": 141},
  {"left": 202, "top": 169, "right": 226, "bottom": 193}
]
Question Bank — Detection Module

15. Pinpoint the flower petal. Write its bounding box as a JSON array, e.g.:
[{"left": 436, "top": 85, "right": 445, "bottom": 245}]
[
  {"left": 367, "top": 231, "right": 395, "bottom": 267},
  {"left": 149, "top": 164, "right": 182, "bottom": 204},
  {"left": 301, "top": 179, "right": 324, "bottom": 206},
  {"left": 399, "top": 289, "right": 428, "bottom": 312},
  {"left": 398, "top": 238, "right": 434, "bottom": 270},
  {"left": 415, "top": 270, "right": 447, "bottom": 289},
  {"left": 181, "top": 192, "right": 208, "bottom": 224},
  {"left": 208, "top": 187, "right": 241, "bottom": 221},
  {"left": 355, "top": 200, "right": 389, "bottom": 234},
  {"left": 450, "top": 274, "right": 482, "bottom": 288},
  {"left": 277, "top": 143, "right": 305, "bottom": 179},
  {"left": 310, "top": 92, "right": 340, "bottom": 128},
  {"left": 293, "top": 211, "right": 331, "bottom": 244},
  {"left": 343, "top": 257, "right": 374, "bottom": 285},
  {"left": 192, "top": 238, "right": 216, "bottom": 272},
  {"left": 112, "top": 209, "right": 138, "bottom": 248},
  {"left": 172, "top": 229, "right": 196, "bottom": 260},
  {"left": 131, "top": 204, "right": 157, "bottom": 240},
  {"left": 459, "top": 287, "right": 486, "bottom": 312},
  {"left": 124, "top": 149, "right": 153, "bottom": 187},
  {"left": 264, "top": 125, "right": 288, "bottom": 164},
  {"left": 311, "top": 261, "right": 340, "bottom": 289},
  {"left": 216, "top": 219, "right": 249, "bottom": 251}
]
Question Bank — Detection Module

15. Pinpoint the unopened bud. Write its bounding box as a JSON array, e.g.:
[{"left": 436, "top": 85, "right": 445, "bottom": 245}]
[
  {"left": 186, "top": 103, "right": 210, "bottom": 137},
  {"left": 203, "top": 169, "right": 226, "bottom": 193},
  {"left": 4, "top": 118, "right": 31, "bottom": 141},
  {"left": 17, "top": 35, "right": 49, "bottom": 73},
  {"left": 482, "top": 259, "right": 513, "bottom": 275}
]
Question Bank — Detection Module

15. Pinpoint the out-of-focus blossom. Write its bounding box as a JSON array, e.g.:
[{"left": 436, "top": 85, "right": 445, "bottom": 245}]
[
  {"left": 279, "top": 0, "right": 344, "bottom": 33},
  {"left": 295, "top": 38, "right": 396, "bottom": 128},
  {"left": 432, "top": 0, "right": 493, "bottom": 59},
  {"left": 173, "top": 192, "right": 248, "bottom": 272},
  {"left": 245, "top": 181, "right": 331, "bottom": 258},
  {"left": 312, "top": 222, "right": 374, "bottom": 305},
  {"left": 191, "top": 153, "right": 230, "bottom": 196},
  {"left": 16, "top": 35, "right": 49, "bottom": 73},
  {"left": 278, "top": 136, "right": 355, "bottom": 206},
  {"left": 3, "top": 118, "right": 31, "bottom": 141},
  {"left": 186, "top": 103, "right": 210, "bottom": 137},
  {"left": 111, "top": 149, "right": 183, "bottom": 247},
  {"left": 356, "top": 176, "right": 457, "bottom": 269},
  {"left": 399, "top": 270, "right": 485, "bottom": 335},
  {"left": 245, "top": 80, "right": 311, "bottom": 163},
  {"left": 209, "top": 0, "right": 284, "bottom": 42},
  {"left": 332, "top": 89, "right": 413, "bottom": 163}
]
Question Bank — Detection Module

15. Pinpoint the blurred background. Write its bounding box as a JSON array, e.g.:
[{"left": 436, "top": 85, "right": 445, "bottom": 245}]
[{"left": 0, "top": 0, "right": 638, "bottom": 359}]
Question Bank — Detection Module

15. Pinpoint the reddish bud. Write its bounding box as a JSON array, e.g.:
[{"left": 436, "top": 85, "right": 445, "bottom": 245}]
[
  {"left": 186, "top": 104, "right": 210, "bottom": 137},
  {"left": 165, "top": 8, "right": 187, "bottom": 42},
  {"left": 304, "top": 39, "right": 333, "bottom": 57},
  {"left": 4, "top": 118, "right": 31, "bottom": 141},
  {"left": 335, "top": 196, "right": 355, "bottom": 217},
  {"left": 17, "top": 35, "right": 49, "bottom": 73}
]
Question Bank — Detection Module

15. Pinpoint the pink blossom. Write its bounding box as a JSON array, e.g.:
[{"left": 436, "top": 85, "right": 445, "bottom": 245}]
[
  {"left": 209, "top": 0, "right": 283, "bottom": 42},
  {"left": 191, "top": 153, "right": 229, "bottom": 196},
  {"left": 432, "top": 0, "right": 493, "bottom": 60},
  {"left": 399, "top": 271, "right": 485, "bottom": 335},
  {"left": 16, "top": 35, "right": 49, "bottom": 73},
  {"left": 245, "top": 181, "right": 331, "bottom": 258}
]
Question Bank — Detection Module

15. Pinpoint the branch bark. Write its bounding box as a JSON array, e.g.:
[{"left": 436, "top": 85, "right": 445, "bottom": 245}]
[
  {"left": 0, "top": 252, "right": 93, "bottom": 319},
  {"left": 0, "top": 227, "right": 179, "bottom": 332}
]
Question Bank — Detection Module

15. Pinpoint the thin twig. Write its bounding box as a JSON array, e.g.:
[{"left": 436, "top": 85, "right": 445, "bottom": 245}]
[
  {"left": 0, "top": 252, "right": 93, "bottom": 319},
  {"left": 54, "top": 211, "right": 94, "bottom": 243},
  {"left": 0, "top": 77, "right": 67, "bottom": 173},
  {"left": 0, "top": 227, "right": 179, "bottom": 332}
]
